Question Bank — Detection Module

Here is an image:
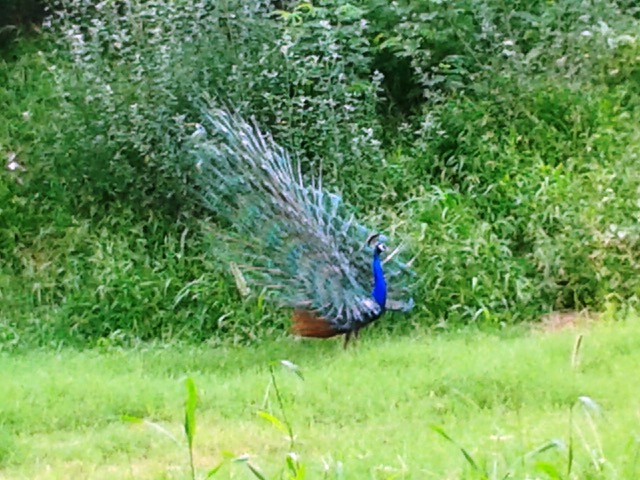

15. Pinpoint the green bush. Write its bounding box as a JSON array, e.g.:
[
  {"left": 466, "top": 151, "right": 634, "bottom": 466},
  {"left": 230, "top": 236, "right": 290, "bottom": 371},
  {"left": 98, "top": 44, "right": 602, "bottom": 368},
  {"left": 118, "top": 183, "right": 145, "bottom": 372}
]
[
  {"left": 363, "top": 0, "right": 639, "bottom": 106},
  {"left": 3, "top": 211, "right": 287, "bottom": 345},
  {"left": 394, "top": 77, "right": 640, "bottom": 323},
  {"left": 1, "top": 0, "right": 639, "bottom": 344},
  {"left": 39, "top": 0, "right": 387, "bottom": 215}
]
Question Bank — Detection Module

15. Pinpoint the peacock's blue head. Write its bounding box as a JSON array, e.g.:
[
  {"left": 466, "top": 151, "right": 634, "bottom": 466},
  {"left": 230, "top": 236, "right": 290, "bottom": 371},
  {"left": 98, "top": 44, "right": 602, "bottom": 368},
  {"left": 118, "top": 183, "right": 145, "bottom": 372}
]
[
  {"left": 374, "top": 242, "right": 387, "bottom": 255},
  {"left": 366, "top": 233, "right": 387, "bottom": 256}
]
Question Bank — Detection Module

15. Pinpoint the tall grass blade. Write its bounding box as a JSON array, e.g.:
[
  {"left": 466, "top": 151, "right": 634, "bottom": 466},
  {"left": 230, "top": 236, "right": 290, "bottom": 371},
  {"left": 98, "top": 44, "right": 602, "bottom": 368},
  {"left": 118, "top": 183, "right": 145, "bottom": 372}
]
[
  {"left": 184, "top": 377, "right": 198, "bottom": 480},
  {"left": 430, "top": 425, "right": 485, "bottom": 476},
  {"left": 286, "top": 452, "right": 305, "bottom": 479},
  {"left": 205, "top": 463, "right": 224, "bottom": 478},
  {"left": 534, "top": 461, "right": 563, "bottom": 479},
  {"left": 120, "top": 415, "right": 180, "bottom": 444},
  {"left": 267, "top": 362, "right": 303, "bottom": 449},
  {"left": 571, "top": 334, "right": 584, "bottom": 369},
  {"left": 524, "top": 439, "right": 565, "bottom": 459},
  {"left": 232, "top": 455, "right": 268, "bottom": 479},
  {"left": 567, "top": 406, "right": 574, "bottom": 476},
  {"left": 247, "top": 462, "right": 267, "bottom": 479},
  {"left": 257, "top": 410, "right": 288, "bottom": 434}
]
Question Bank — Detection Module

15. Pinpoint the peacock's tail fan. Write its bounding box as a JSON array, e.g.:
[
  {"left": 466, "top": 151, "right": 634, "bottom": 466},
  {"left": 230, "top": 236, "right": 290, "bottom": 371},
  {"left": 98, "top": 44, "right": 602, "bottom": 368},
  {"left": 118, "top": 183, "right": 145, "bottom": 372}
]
[
  {"left": 290, "top": 309, "right": 341, "bottom": 338},
  {"left": 191, "top": 106, "right": 415, "bottom": 329}
]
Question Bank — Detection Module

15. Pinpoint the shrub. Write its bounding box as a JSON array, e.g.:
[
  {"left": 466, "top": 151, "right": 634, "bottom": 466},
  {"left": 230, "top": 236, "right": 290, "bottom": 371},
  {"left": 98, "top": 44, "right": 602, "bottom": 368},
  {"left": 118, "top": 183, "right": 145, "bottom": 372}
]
[
  {"left": 396, "top": 78, "right": 640, "bottom": 324},
  {"left": 39, "top": 0, "right": 387, "bottom": 217},
  {"left": 1, "top": 0, "right": 639, "bottom": 343},
  {"left": 363, "top": 0, "right": 639, "bottom": 108}
]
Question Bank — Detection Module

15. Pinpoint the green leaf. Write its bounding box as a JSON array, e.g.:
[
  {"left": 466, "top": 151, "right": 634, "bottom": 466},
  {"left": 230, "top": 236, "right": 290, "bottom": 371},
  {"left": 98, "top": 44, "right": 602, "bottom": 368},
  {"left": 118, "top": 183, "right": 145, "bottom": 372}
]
[
  {"left": 335, "top": 4, "right": 365, "bottom": 22},
  {"left": 184, "top": 377, "right": 197, "bottom": 449},
  {"left": 534, "top": 461, "right": 563, "bottom": 479},
  {"left": 285, "top": 453, "right": 306, "bottom": 479},
  {"left": 294, "top": 2, "right": 313, "bottom": 14},
  {"left": 120, "top": 414, "right": 143, "bottom": 424},
  {"left": 205, "top": 462, "right": 224, "bottom": 478},
  {"left": 257, "top": 410, "right": 288, "bottom": 434},
  {"left": 232, "top": 454, "right": 251, "bottom": 463},
  {"left": 246, "top": 462, "right": 267, "bottom": 480},
  {"left": 525, "top": 439, "right": 565, "bottom": 459},
  {"left": 430, "top": 425, "right": 484, "bottom": 475},
  {"left": 184, "top": 377, "right": 198, "bottom": 480},
  {"left": 221, "top": 451, "right": 237, "bottom": 460}
]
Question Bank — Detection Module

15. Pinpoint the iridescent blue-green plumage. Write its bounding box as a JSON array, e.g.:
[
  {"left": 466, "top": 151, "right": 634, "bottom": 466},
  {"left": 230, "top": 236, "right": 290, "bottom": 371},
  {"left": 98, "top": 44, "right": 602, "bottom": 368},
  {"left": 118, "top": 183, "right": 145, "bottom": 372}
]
[{"left": 191, "top": 108, "right": 413, "bottom": 341}]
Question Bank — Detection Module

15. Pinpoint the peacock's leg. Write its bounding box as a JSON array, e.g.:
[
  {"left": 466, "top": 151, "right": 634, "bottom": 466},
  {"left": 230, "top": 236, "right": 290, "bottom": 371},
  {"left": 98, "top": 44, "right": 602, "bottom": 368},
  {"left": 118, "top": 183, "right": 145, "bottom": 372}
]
[
  {"left": 343, "top": 329, "right": 360, "bottom": 349},
  {"left": 352, "top": 328, "right": 360, "bottom": 348},
  {"left": 343, "top": 331, "right": 352, "bottom": 349}
]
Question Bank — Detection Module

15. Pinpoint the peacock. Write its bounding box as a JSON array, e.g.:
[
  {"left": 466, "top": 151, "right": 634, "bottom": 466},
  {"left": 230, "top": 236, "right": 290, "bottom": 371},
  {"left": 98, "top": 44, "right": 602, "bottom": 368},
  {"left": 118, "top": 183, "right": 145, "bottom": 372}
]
[{"left": 191, "top": 108, "right": 414, "bottom": 347}]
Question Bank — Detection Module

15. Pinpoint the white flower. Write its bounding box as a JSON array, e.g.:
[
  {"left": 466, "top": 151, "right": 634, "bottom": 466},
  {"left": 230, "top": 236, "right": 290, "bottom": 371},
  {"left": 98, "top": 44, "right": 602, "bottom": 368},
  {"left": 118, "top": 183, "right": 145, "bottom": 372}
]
[
  {"left": 7, "top": 161, "right": 23, "bottom": 171},
  {"left": 6, "top": 153, "right": 25, "bottom": 171},
  {"left": 191, "top": 123, "right": 207, "bottom": 140}
]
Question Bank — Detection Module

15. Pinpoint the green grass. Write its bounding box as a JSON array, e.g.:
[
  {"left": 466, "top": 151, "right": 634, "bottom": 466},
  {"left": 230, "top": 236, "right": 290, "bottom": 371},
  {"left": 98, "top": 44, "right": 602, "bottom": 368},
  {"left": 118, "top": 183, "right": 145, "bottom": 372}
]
[
  {"left": 2, "top": 7, "right": 640, "bottom": 479},
  {"left": 1, "top": 318, "right": 639, "bottom": 479}
]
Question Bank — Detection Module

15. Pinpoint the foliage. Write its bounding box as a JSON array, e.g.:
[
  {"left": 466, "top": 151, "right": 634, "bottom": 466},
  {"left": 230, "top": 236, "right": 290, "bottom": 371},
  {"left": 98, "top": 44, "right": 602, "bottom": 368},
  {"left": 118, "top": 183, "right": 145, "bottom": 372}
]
[
  {"left": 1, "top": 0, "right": 640, "bottom": 343},
  {"left": 363, "top": 0, "right": 640, "bottom": 105},
  {"left": 399, "top": 82, "right": 640, "bottom": 324}
]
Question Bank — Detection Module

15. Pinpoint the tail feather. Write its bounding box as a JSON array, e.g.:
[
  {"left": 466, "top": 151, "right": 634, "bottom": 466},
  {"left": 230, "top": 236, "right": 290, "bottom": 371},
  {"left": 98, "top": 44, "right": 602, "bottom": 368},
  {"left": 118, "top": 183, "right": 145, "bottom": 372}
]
[{"left": 291, "top": 309, "right": 340, "bottom": 338}]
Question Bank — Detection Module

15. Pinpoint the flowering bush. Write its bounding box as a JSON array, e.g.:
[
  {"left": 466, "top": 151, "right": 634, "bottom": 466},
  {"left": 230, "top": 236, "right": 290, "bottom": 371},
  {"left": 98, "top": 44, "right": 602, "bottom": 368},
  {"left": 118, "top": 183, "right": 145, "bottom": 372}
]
[{"left": 1, "top": 0, "right": 639, "bottom": 343}]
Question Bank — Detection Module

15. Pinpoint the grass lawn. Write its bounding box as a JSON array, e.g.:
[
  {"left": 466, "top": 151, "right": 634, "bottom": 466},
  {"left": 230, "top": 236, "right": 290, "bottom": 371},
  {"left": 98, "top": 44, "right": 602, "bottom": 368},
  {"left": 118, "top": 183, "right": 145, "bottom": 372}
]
[{"left": 1, "top": 317, "right": 639, "bottom": 479}]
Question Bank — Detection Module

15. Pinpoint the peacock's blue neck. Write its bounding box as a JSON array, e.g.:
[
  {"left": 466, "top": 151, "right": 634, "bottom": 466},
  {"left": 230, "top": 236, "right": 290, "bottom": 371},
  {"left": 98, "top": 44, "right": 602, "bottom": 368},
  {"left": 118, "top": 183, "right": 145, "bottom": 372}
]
[{"left": 371, "top": 250, "right": 387, "bottom": 309}]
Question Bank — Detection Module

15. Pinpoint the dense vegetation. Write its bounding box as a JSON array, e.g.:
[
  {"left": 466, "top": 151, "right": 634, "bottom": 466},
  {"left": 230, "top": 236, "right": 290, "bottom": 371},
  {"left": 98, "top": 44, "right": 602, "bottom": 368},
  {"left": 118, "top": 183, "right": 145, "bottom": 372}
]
[{"left": 1, "top": 0, "right": 640, "bottom": 346}]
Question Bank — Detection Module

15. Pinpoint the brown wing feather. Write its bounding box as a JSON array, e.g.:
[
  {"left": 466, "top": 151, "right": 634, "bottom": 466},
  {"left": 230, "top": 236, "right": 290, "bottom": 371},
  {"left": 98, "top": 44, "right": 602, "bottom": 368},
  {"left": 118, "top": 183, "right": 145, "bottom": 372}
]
[{"left": 291, "top": 309, "right": 340, "bottom": 338}]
